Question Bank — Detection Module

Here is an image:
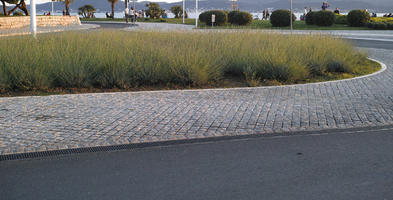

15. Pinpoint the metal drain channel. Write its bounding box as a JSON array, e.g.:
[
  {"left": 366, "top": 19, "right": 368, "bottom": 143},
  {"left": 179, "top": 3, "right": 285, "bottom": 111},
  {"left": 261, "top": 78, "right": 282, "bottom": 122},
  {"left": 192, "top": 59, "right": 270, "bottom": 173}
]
[{"left": 1, "top": 125, "right": 392, "bottom": 161}]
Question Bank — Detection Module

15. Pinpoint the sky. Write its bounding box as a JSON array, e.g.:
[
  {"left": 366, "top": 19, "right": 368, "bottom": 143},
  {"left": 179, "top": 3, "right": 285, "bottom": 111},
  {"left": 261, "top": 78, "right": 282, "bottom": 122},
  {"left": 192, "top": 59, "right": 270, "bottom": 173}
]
[{"left": 22, "top": 0, "right": 183, "bottom": 5}]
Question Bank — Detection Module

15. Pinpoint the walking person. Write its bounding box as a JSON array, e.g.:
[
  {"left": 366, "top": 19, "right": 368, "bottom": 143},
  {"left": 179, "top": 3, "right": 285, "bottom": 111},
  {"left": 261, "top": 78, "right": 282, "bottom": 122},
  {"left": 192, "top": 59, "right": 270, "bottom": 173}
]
[
  {"left": 266, "top": 9, "right": 270, "bottom": 20},
  {"left": 130, "top": 7, "right": 136, "bottom": 24},
  {"left": 334, "top": 8, "right": 340, "bottom": 14},
  {"left": 321, "top": 1, "right": 329, "bottom": 10}
]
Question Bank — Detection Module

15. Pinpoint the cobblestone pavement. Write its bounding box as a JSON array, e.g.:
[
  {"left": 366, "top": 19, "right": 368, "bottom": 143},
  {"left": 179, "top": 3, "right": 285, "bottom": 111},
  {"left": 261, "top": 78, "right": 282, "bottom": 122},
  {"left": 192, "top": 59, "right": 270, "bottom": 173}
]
[
  {"left": 0, "top": 24, "right": 99, "bottom": 37},
  {"left": 0, "top": 48, "right": 392, "bottom": 155}
]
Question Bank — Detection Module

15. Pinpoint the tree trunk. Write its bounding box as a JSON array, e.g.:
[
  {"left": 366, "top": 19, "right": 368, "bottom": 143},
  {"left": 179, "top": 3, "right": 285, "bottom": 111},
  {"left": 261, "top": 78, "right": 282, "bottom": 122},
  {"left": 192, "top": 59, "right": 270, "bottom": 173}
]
[
  {"left": 18, "top": 0, "right": 29, "bottom": 15},
  {"left": 65, "top": 2, "right": 70, "bottom": 15},
  {"left": 1, "top": 0, "right": 8, "bottom": 16},
  {"left": 7, "top": 4, "right": 19, "bottom": 15},
  {"left": 111, "top": 2, "right": 114, "bottom": 18}
]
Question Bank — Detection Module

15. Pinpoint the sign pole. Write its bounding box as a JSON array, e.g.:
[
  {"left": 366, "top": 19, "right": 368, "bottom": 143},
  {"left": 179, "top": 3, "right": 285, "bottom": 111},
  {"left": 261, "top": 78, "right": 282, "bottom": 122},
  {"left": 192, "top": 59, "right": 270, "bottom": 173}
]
[
  {"left": 182, "top": 0, "right": 185, "bottom": 24},
  {"left": 290, "top": 0, "right": 293, "bottom": 32},
  {"left": 195, "top": 0, "right": 198, "bottom": 28},
  {"left": 30, "top": 0, "right": 37, "bottom": 36}
]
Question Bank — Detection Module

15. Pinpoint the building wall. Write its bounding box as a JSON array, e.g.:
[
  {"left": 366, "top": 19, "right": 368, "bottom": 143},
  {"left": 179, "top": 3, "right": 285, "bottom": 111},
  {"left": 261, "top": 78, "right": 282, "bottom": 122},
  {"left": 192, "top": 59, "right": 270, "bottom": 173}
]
[{"left": 0, "top": 16, "right": 81, "bottom": 30}]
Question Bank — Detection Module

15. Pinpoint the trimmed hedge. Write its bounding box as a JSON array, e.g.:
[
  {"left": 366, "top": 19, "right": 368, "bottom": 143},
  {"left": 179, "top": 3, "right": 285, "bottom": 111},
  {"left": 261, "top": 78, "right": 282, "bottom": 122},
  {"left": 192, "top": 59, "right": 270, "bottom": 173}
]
[
  {"left": 305, "top": 11, "right": 316, "bottom": 25},
  {"left": 270, "top": 9, "right": 296, "bottom": 27},
  {"left": 367, "top": 22, "right": 393, "bottom": 30},
  {"left": 335, "top": 14, "right": 347, "bottom": 24},
  {"left": 314, "top": 11, "right": 335, "bottom": 26},
  {"left": 199, "top": 10, "right": 227, "bottom": 26},
  {"left": 347, "top": 10, "right": 370, "bottom": 27},
  {"left": 228, "top": 11, "right": 253, "bottom": 25}
]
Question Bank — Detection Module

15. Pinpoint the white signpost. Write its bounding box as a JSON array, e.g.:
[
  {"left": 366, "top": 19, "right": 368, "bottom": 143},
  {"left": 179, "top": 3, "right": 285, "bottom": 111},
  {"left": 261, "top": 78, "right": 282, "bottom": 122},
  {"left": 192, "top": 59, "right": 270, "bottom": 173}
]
[
  {"left": 30, "top": 0, "right": 37, "bottom": 36},
  {"left": 182, "top": 0, "right": 185, "bottom": 24},
  {"left": 290, "top": 0, "right": 293, "bottom": 32},
  {"left": 195, "top": 0, "right": 198, "bottom": 28}
]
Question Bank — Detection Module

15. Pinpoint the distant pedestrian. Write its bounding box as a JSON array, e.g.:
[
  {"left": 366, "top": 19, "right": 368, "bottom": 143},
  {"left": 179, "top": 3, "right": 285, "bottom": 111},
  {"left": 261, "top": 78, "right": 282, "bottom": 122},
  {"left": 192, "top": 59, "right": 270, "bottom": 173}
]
[
  {"left": 321, "top": 1, "right": 329, "bottom": 10},
  {"left": 334, "top": 8, "right": 340, "bottom": 14},
  {"left": 266, "top": 9, "right": 270, "bottom": 20},
  {"left": 130, "top": 7, "right": 136, "bottom": 23}
]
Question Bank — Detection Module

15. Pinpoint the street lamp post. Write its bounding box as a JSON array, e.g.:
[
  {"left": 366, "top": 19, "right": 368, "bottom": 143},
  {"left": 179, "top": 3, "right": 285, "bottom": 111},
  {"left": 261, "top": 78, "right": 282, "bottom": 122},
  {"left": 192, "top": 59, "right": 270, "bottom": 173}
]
[
  {"left": 195, "top": 0, "right": 198, "bottom": 28},
  {"left": 30, "top": 0, "right": 37, "bottom": 36},
  {"left": 290, "top": 0, "right": 293, "bottom": 32},
  {"left": 182, "top": 0, "right": 185, "bottom": 24}
]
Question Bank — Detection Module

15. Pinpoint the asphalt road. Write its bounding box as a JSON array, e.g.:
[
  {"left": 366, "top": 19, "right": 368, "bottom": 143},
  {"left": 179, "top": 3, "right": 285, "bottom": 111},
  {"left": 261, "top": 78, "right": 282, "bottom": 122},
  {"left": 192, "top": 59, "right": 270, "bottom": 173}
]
[
  {"left": 1, "top": 127, "right": 393, "bottom": 200},
  {"left": 1, "top": 25, "right": 393, "bottom": 200}
]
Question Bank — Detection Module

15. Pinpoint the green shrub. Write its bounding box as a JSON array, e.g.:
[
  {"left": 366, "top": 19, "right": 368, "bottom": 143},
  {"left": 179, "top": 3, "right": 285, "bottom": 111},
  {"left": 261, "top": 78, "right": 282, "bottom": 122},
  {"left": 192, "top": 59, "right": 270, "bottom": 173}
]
[
  {"left": 270, "top": 9, "right": 296, "bottom": 27},
  {"left": 388, "top": 23, "right": 393, "bottom": 30},
  {"left": 228, "top": 11, "right": 253, "bottom": 25},
  {"left": 305, "top": 11, "right": 316, "bottom": 25},
  {"left": 335, "top": 14, "right": 347, "bottom": 24},
  {"left": 199, "top": 10, "right": 227, "bottom": 26},
  {"left": 0, "top": 31, "right": 375, "bottom": 92},
  {"left": 12, "top": 11, "right": 24, "bottom": 16},
  {"left": 367, "top": 22, "right": 393, "bottom": 30},
  {"left": 314, "top": 11, "right": 335, "bottom": 26},
  {"left": 327, "top": 61, "right": 349, "bottom": 73},
  {"left": 160, "top": 18, "right": 166, "bottom": 22},
  {"left": 347, "top": 9, "right": 370, "bottom": 27}
]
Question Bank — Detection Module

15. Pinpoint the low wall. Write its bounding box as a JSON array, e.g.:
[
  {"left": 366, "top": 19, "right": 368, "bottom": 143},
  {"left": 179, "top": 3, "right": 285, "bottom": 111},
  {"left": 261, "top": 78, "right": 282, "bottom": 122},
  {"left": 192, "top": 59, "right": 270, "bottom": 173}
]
[{"left": 0, "top": 16, "right": 81, "bottom": 30}]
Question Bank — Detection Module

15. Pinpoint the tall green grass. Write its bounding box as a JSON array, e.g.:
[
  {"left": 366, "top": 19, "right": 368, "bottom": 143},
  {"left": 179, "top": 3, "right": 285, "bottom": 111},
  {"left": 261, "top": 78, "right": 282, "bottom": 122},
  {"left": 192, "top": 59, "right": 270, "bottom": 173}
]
[{"left": 0, "top": 30, "right": 375, "bottom": 93}]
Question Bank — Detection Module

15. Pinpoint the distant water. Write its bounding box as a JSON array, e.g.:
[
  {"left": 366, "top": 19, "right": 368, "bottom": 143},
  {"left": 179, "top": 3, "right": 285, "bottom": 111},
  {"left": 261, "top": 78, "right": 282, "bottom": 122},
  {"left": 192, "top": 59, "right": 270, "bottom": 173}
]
[{"left": 44, "top": 11, "right": 387, "bottom": 20}]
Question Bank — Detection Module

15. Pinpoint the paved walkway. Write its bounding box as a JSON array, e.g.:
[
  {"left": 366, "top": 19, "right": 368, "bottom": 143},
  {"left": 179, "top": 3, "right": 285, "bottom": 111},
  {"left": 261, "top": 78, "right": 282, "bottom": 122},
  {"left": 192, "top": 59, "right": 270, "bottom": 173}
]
[
  {"left": 0, "top": 48, "right": 392, "bottom": 155},
  {"left": 0, "top": 24, "right": 99, "bottom": 37}
]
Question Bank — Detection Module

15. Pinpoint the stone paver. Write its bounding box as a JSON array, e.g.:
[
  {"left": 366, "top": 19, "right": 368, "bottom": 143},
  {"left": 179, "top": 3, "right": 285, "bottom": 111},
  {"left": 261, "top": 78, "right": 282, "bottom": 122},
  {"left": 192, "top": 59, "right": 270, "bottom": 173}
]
[
  {"left": 0, "top": 24, "right": 99, "bottom": 37},
  {"left": 0, "top": 48, "right": 392, "bottom": 155}
]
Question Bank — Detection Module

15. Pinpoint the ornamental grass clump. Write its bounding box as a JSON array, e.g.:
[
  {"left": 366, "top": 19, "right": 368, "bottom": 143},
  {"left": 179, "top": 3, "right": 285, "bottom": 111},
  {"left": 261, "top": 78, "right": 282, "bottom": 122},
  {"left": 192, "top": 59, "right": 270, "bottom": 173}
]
[{"left": 0, "top": 30, "right": 375, "bottom": 93}]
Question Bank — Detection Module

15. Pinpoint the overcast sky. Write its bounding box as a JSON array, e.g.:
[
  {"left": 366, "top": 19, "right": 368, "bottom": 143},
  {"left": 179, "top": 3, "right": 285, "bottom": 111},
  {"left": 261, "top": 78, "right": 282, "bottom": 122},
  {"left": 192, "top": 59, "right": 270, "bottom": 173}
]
[
  {"left": 16, "top": 0, "right": 393, "bottom": 6},
  {"left": 22, "top": 0, "right": 182, "bottom": 5}
]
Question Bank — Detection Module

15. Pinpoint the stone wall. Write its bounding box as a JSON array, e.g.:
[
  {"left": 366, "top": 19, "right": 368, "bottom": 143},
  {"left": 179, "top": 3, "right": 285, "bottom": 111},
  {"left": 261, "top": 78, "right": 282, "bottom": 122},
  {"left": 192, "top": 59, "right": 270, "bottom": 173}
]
[{"left": 0, "top": 16, "right": 81, "bottom": 30}]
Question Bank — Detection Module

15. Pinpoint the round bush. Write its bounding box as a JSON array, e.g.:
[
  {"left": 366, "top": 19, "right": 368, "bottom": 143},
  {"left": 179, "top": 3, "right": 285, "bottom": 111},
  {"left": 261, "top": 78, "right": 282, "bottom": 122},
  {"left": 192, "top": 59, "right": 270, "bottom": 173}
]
[
  {"left": 327, "top": 61, "right": 350, "bottom": 73},
  {"left": 314, "top": 11, "right": 335, "bottom": 26},
  {"left": 12, "top": 11, "right": 24, "bottom": 16},
  {"left": 305, "top": 11, "right": 316, "bottom": 25},
  {"left": 334, "top": 14, "right": 347, "bottom": 24},
  {"left": 387, "top": 23, "right": 393, "bottom": 30},
  {"left": 199, "top": 10, "right": 227, "bottom": 26},
  {"left": 270, "top": 9, "right": 296, "bottom": 27},
  {"left": 347, "top": 9, "right": 370, "bottom": 27},
  {"left": 228, "top": 11, "right": 253, "bottom": 25}
]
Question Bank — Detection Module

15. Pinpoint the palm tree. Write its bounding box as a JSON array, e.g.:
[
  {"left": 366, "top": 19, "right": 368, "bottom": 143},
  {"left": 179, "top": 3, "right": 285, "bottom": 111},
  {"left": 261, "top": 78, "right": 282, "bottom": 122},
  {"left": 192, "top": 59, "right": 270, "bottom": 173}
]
[
  {"left": 107, "top": 0, "right": 118, "bottom": 18},
  {"left": 78, "top": 4, "right": 95, "bottom": 18},
  {"left": 58, "top": 0, "right": 74, "bottom": 15},
  {"left": 1, "top": 0, "right": 29, "bottom": 16}
]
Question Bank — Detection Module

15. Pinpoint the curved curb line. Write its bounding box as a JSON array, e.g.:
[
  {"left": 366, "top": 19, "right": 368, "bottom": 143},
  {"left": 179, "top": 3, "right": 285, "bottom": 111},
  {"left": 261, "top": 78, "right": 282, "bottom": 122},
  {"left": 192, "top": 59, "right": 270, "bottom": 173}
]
[{"left": 0, "top": 57, "right": 387, "bottom": 100}]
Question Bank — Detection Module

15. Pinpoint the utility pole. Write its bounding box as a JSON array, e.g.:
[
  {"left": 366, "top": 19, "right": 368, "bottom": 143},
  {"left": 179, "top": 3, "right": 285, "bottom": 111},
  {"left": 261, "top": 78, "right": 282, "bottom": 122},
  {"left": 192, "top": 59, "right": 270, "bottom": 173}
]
[
  {"left": 30, "top": 0, "right": 37, "bottom": 36},
  {"left": 182, "top": 0, "right": 185, "bottom": 24},
  {"left": 290, "top": 0, "right": 293, "bottom": 32},
  {"left": 195, "top": 0, "right": 198, "bottom": 28}
]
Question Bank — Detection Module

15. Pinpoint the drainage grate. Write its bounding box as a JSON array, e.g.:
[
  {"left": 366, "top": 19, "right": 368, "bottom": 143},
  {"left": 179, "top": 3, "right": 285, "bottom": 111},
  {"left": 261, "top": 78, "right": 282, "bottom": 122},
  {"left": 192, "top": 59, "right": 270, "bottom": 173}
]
[{"left": 1, "top": 124, "right": 392, "bottom": 161}]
